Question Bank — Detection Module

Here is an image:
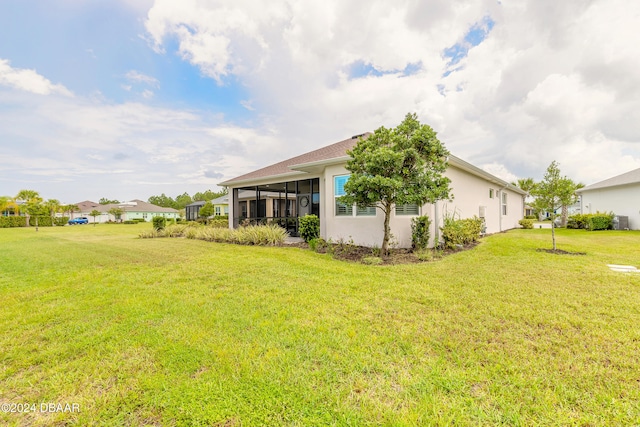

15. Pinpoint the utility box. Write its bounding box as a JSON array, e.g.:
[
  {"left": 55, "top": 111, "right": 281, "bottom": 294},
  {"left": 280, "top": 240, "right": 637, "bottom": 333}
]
[
  {"left": 613, "top": 215, "right": 629, "bottom": 230},
  {"left": 479, "top": 206, "right": 486, "bottom": 218}
]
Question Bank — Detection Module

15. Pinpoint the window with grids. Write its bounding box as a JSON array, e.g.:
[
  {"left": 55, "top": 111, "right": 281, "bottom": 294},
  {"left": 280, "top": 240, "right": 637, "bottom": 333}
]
[
  {"left": 334, "top": 175, "right": 353, "bottom": 216},
  {"left": 395, "top": 204, "right": 419, "bottom": 215},
  {"left": 502, "top": 192, "right": 508, "bottom": 215},
  {"left": 356, "top": 205, "right": 376, "bottom": 216}
]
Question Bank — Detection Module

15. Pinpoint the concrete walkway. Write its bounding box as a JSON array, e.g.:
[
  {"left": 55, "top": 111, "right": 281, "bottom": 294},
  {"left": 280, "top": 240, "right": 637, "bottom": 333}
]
[{"left": 284, "top": 236, "right": 305, "bottom": 244}]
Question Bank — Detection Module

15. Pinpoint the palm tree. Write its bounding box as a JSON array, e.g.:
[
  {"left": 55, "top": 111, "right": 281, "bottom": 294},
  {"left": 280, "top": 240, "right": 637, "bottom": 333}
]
[
  {"left": 63, "top": 204, "right": 79, "bottom": 220},
  {"left": 44, "top": 199, "right": 61, "bottom": 226},
  {"left": 560, "top": 181, "right": 585, "bottom": 227},
  {"left": 16, "top": 190, "right": 42, "bottom": 227},
  {"left": 512, "top": 177, "right": 537, "bottom": 217}
]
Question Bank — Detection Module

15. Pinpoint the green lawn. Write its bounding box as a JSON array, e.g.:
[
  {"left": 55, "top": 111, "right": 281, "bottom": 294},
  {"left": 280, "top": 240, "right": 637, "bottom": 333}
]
[{"left": 1, "top": 224, "right": 639, "bottom": 426}]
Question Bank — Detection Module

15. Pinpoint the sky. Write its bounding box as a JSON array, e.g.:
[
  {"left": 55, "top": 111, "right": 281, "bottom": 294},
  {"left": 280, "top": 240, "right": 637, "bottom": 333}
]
[{"left": 1, "top": 0, "right": 639, "bottom": 204}]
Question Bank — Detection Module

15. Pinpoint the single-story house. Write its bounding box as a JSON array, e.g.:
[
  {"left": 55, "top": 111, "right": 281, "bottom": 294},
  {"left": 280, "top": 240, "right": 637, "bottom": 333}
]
[
  {"left": 73, "top": 199, "right": 180, "bottom": 223},
  {"left": 184, "top": 195, "right": 234, "bottom": 221},
  {"left": 577, "top": 167, "right": 640, "bottom": 230},
  {"left": 220, "top": 134, "right": 525, "bottom": 248}
]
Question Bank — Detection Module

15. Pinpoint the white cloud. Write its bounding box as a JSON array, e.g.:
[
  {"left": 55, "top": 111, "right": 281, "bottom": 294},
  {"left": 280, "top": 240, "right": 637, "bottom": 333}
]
[
  {"left": 125, "top": 70, "right": 159, "bottom": 88},
  {"left": 0, "top": 59, "right": 73, "bottom": 96},
  {"left": 141, "top": 0, "right": 640, "bottom": 188}
]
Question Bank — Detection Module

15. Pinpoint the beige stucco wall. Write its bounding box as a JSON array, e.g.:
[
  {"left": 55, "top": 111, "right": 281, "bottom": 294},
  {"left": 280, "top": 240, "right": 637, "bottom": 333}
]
[
  {"left": 321, "top": 163, "right": 524, "bottom": 248},
  {"left": 580, "top": 184, "right": 640, "bottom": 229}
]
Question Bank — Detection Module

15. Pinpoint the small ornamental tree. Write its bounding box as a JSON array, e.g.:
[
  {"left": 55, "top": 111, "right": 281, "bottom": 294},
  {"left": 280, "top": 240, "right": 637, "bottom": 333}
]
[
  {"left": 198, "top": 201, "right": 214, "bottom": 222},
  {"left": 531, "top": 161, "right": 577, "bottom": 251},
  {"left": 108, "top": 207, "right": 124, "bottom": 222},
  {"left": 341, "top": 113, "right": 452, "bottom": 254},
  {"left": 89, "top": 209, "right": 101, "bottom": 226}
]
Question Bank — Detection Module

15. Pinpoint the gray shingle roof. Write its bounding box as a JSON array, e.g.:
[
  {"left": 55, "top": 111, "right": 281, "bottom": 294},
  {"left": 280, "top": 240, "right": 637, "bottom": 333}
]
[
  {"left": 220, "top": 133, "right": 371, "bottom": 185},
  {"left": 75, "top": 199, "right": 179, "bottom": 213},
  {"left": 578, "top": 167, "right": 640, "bottom": 192}
]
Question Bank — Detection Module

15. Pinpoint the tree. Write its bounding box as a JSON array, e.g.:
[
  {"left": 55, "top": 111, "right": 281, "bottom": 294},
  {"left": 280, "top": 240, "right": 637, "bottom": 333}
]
[
  {"left": 99, "top": 198, "right": 119, "bottom": 205},
  {"left": 63, "top": 204, "right": 79, "bottom": 219},
  {"left": 530, "top": 161, "right": 577, "bottom": 250},
  {"left": 512, "top": 178, "right": 536, "bottom": 197},
  {"left": 44, "top": 199, "right": 61, "bottom": 225},
  {"left": 341, "top": 113, "right": 452, "bottom": 254},
  {"left": 16, "top": 190, "right": 42, "bottom": 227},
  {"left": 560, "top": 181, "right": 584, "bottom": 227},
  {"left": 89, "top": 209, "right": 101, "bottom": 226},
  {"left": 198, "top": 201, "right": 214, "bottom": 221},
  {"left": 0, "top": 196, "right": 20, "bottom": 216},
  {"left": 174, "top": 192, "right": 193, "bottom": 210},
  {"left": 107, "top": 207, "right": 124, "bottom": 222},
  {"left": 148, "top": 193, "right": 177, "bottom": 209}
]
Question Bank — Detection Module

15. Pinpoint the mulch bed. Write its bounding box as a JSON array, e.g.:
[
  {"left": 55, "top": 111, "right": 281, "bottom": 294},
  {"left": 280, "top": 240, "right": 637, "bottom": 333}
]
[
  {"left": 536, "top": 248, "right": 586, "bottom": 255},
  {"left": 284, "top": 241, "right": 479, "bottom": 265}
]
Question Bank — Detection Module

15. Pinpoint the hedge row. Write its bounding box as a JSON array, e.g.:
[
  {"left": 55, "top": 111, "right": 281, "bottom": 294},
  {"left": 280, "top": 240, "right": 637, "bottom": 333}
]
[{"left": 567, "top": 213, "right": 614, "bottom": 231}]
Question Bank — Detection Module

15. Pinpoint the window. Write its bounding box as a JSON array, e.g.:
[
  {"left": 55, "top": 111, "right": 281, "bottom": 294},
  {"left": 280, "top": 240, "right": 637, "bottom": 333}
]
[
  {"left": 224, "top": 206, "right": 229, "bottom": 215},
  {"left": 502, "top": 192, "right": 508, "bottom": 215},
  {"left": 240, "top": 203, "right": 247, "bottom": 218},
  {"left": 215, "top": 206, "right": 221, "bottom": 216},
  {"left": 334, "top": 175, "right": 352, "bottom": 216},
  {"left": 395, "top": 204, "right": 419, "bottom": 215},
  {"left": 489, "top": 189, "right": 494, "bottom": 199},
  {"left": 356, "top": 205, "right": 376, "bottom": 216},
  {"left": 273, "top": 199, "right": 280, "bottom": 217},
  {"left": 335, "top": 201, "right": 353, "bottom": 216}
]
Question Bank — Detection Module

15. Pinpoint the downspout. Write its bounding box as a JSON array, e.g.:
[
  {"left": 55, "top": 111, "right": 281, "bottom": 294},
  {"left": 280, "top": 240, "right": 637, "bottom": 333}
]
[{"left": 434, "top": 202, "right": 439, "bottom": 247}]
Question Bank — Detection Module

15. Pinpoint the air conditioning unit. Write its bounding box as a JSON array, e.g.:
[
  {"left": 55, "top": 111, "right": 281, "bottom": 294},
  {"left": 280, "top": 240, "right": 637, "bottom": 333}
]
[{"left": 613, "top": 215, "right": 629, "bottom": 230}]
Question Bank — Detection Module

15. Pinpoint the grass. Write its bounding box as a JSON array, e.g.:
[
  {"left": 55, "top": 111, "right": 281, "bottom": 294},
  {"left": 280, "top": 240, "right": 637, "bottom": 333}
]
[{"left": 1, "top": 224, "right": 639, "bottom": 426}]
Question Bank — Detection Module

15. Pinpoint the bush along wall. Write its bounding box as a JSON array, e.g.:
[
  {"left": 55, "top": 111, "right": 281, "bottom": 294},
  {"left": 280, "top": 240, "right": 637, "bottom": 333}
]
[
  {"left": 441, "top": 215, "right": 483, "bottom": 249},
  {"left": 411, "top": 215, "right": 431, "bottom": 250},
  {"left": 567, "top": 212, "right": 614, "bottom": 231},
  {"left": 0, "top": 216, "right": 27, "bottom": 228},
  {"left": 298, "top": 214, "right": 320, "bottom": 242}
]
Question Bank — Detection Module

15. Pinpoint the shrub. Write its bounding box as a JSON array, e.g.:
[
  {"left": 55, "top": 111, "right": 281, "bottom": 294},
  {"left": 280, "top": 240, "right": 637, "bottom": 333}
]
[
  {"left": 233, "top": 224, "right": 287, "bottom": 245},
  {"left": 123, "top": 220, "right": 136, "bottom": 224},
  {"left": 208, "top": 218, "right": 229, "bottom": 228},
  {"left": 587, "top": 212, "right": 614, "bottom": 231},
  {"left": 132, "top": 218, "right": 146, "bottom": 223},
  {"left": 29, "top": 216, "right": 53, "bottom": 227},
  {"left": 152, "top": 216, "right": 166, "bottom": 231},
  {"left": 441, "top": 213, "right": 483, "bottom": 249},
  {"left": 567, "top": 214, "right": 589, "bottom": 229},
  {"left": 518, "top": 218, "right": 534, "bottom": 229},
  {"left": 0, "top": 216, "right": 26, "bottom": 228},
  {"left": 411, "top": 215, "right": 431, "bottom": 250},
  {"left": 525, "top": 215, "right": 537, "bottom": 220},
  {"left": 298, "top": 214, "right": 320, "bottom": 242}
]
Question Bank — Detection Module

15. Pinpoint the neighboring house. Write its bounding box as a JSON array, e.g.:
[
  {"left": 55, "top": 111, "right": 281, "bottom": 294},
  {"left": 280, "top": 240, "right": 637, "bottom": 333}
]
[
  {"left": 73, "top": 199, "right": 180, "bottom": 223},
  {"left": 185, "top": 195, "right": 231, "bottom": 221},
  {"left": 577, "top": 167, "right": 640, "bottom": 230},
  {"left": 220, "top": 134, "right": 525, "bottom": 248}
]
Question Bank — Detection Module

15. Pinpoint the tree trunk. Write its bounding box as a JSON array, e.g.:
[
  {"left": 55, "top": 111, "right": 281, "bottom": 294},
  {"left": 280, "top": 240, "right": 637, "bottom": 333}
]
[
  {"left": 381, "top": 203, "right": 392, "bottom": 256},
  {"left": 551, "top": 221, "right": 556, "bottom": 251},
  {"left": 561, "top": 205, "right": 568, "bottom": 227}
]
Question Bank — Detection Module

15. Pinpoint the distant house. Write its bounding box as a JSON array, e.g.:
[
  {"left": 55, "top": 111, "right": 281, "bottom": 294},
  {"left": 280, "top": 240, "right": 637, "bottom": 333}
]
[
  {"left": 577, "top": 167, "right": 640, "bottom": 230},
  {"left": 73, "top": 200, "right": 180, "bottom": 223},
  {"left": 185, "top": 195, "right": 230, "bottom": 221},
  {"left": 220, "top": 134, "right": 525, "bottom": 248}
]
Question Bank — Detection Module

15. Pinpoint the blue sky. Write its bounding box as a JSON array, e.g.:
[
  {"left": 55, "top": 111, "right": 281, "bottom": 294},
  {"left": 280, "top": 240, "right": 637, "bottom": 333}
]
[{"left": 1, "top": 0, "right": 639, "bottom": 204}]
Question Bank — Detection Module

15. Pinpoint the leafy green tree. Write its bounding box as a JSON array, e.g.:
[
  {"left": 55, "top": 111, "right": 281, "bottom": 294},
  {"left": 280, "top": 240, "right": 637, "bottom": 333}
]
[
  {"left": 148, "top": 193, "right": 177, "bottom": 209},
  {"left": 175, "top": 192, "right": 193, "bottom": 210},
  {"left": 107, "top": 207, "right": 124, "bottom": 222},
  {"left": 198, "top": 201, "right": 214, "bottom": 221},
  {"left": 99, "top": 198, "right": 120, "bottom": 205},
  {"left": 341, "top": 113, "right": 451, "bottom": 254},
  {"left": 89, "top": 209, "right": 101, "bottom": 226},
  {"left": 531, "top": 161, "right": 577, "bottom": 250},
  {"left": 0, "top": 196, "right": 20, "bottom": 216}
]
